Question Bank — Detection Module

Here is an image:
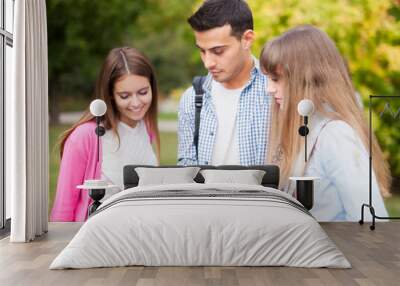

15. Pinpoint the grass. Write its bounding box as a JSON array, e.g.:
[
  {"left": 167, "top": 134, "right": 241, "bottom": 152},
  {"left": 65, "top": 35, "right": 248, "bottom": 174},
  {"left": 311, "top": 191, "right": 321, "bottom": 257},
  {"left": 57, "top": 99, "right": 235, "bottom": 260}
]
[
  {"left": 56, "top": 95, "right": 179, "bottom": 120},
  {"left": 385, "top": 195, "right": 400, "bottom": 216},
  {"left": 56, "top": 96, "right": 91, "bottom": 112},
  {"left": 49, "top": 124, "right": 400, "bottom": 217},
  {"left": 158, "top": 112, "right": 178, "bottom": 121}
]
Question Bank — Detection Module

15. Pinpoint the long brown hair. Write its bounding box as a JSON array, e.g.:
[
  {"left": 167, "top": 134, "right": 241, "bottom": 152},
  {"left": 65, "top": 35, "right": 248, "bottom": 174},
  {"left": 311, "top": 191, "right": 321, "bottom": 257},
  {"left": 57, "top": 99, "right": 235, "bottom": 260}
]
[
  {"left": 59, "top": 47, "right": 160, "bottom": 160},
  {"left": 260, "top": 25, "right": 391, "bottom": 197}
]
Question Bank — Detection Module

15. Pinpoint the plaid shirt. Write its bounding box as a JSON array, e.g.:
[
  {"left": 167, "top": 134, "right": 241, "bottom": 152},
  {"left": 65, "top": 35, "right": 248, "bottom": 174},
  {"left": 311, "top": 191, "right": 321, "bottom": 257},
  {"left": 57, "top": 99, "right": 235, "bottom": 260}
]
[{"left": 177, "top": 60, "right": 271, "bottom": 166}]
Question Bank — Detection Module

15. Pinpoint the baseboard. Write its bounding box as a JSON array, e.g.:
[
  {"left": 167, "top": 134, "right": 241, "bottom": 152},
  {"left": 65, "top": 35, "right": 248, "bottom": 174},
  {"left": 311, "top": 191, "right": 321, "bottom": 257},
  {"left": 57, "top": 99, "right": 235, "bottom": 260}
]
[{"left": 0, "top": 218, "right": 11, "bottom": 239}]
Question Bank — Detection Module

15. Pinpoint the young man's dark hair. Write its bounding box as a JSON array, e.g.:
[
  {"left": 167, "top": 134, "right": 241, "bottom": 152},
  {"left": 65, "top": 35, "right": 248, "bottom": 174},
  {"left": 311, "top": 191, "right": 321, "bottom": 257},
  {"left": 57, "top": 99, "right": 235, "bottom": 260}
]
[{"left": 187, "top": 0, "right": 253, "bottom": 39}]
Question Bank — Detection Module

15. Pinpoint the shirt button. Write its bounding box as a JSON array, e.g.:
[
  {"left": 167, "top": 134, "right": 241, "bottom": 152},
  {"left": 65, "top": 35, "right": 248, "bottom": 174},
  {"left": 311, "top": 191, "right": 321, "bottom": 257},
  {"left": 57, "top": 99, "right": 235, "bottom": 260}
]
[
  {"left": 205, "top": 161, "right": 209, "bottom": 165},
  {"left": 210, "top": 132, "right": 214, "bottom": 136}
]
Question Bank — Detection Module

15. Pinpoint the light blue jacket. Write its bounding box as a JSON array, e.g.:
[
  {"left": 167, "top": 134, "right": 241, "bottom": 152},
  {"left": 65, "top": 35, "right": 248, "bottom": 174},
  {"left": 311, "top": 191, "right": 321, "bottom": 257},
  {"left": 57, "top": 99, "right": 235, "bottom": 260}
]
[{"left": 294, "top": 113, "right": 389, "bottom": 221}]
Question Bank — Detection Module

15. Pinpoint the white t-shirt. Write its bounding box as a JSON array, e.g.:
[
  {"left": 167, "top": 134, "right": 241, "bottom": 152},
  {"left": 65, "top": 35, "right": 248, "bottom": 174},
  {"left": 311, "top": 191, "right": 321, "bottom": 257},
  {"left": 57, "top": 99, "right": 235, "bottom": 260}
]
[
  {"left": 101, "top": 120, "right": 157, "bottom": 200},
  {"left": 211, "top": 80, "right": 242, "bottom": 165}
]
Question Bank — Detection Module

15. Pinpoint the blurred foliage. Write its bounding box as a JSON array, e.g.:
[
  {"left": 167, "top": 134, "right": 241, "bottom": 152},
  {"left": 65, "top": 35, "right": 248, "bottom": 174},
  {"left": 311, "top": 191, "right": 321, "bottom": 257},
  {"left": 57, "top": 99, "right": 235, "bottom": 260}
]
[
  {"left": 47, "top": 0, "right": 400, "bottom": 183},
  {"left": 252, "top": 0, "right": 400, "bottom": 97},
  {"left": 131, "top": 0, "right": 204, "bottom": 95},
  {"left": 47, "top": 0, "right": 147, "bottom": 121},
  {"left": 250, "top": 0, "right": 400, "bottom": 185}
]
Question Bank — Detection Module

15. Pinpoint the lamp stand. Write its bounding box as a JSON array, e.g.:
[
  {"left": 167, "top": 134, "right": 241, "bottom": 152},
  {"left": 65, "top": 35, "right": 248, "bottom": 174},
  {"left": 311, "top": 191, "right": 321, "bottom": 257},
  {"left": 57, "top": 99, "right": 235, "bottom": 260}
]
[
  {"left": 298, "top": 116, "right": 310, "bottom": 162},
  {"left": 88, "top": 189, "right": 106, "bottom": 216},
  {"left": 88, "top": 116, "right": 106, "bottom": 216},
  {"left": 359, "top": 95, "right": 400, "bottom": 230},
  {"left": 95, "top": 116, "right": 105, "bottom": 162},
  {"left": 305, "top": 116, "right": 308, "bottom": 162}
]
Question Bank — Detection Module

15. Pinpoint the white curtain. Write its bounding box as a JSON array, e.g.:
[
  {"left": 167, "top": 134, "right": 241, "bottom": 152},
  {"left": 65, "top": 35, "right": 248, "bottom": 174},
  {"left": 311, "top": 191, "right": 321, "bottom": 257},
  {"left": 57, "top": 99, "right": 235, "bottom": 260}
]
[{"left": 8, "top": 0, "right": 49, "bottom": 242}]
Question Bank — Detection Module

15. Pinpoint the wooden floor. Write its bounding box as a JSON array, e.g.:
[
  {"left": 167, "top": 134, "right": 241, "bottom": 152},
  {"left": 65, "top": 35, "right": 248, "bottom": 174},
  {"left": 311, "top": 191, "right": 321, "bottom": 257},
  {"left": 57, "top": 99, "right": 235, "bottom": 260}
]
[{"left": 0, "top": 222, "right": 399, "bottom": 286}]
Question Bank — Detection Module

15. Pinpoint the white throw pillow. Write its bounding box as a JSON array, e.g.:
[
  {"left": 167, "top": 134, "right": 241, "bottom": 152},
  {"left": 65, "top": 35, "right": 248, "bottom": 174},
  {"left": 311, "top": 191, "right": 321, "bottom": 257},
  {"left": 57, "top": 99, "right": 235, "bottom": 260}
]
[
  {"left": 200, "top": 169, "right": 266, "bottom": 185},
  {"left": 135, "top": 167, "right": 201, "bottom": 186}
]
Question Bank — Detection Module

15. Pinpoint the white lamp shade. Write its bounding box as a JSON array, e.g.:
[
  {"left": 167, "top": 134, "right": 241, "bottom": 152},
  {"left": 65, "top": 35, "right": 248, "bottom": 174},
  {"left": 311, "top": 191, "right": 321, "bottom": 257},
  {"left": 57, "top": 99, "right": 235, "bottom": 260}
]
[
  {"left": 297, "top": 99, "right": 315, "bottom": 116},
  {"left": 89, "top": 99, "right": 107, "bottom": 117}
]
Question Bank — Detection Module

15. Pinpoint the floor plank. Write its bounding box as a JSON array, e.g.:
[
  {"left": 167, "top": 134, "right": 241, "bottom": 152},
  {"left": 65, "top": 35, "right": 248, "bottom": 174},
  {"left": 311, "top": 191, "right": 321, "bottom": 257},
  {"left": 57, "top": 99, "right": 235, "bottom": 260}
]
[{"left": 0, "top": 222, "right": 399, "bottom": 286}]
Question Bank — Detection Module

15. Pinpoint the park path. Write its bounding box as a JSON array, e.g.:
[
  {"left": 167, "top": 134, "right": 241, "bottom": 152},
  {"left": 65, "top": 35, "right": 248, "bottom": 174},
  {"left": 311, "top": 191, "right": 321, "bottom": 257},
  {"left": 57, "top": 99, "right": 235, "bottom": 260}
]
[{"left": 59, "top": 111, "right": 177, "bottom": 132}]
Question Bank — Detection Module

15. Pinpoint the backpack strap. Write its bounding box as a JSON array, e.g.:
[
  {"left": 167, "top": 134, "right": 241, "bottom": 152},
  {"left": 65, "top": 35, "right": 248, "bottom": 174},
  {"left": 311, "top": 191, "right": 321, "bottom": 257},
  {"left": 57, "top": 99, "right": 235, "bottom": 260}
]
[{"left": 192, "top": 76, "right": 206, "bottom": 162}]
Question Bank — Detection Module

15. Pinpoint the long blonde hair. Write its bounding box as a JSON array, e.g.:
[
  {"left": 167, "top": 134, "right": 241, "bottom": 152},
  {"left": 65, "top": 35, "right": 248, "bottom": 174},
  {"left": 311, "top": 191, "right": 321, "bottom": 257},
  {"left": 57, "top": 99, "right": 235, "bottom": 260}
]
[
  {"left": 59, "top": 47, "right": 160, "bottom": 160},
  {"left": 260, "top": 25, "right": 391, "bottom": 197}
]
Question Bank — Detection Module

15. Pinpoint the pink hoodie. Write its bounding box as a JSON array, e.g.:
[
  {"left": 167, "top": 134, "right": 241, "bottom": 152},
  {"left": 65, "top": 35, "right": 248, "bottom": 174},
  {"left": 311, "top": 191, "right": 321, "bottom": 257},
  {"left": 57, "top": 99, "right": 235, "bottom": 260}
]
[{"left": 50, "top": 121, "right": 101, "bottom": 221}]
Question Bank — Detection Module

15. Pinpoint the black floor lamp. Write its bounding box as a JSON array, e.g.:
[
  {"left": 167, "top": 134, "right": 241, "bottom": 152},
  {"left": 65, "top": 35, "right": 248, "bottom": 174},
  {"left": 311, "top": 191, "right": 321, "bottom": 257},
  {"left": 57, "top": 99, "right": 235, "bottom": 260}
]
[
  {"left": 359, "top": 95, "right": 400, "bottom": 230},
  {"left": 288, "top": 99, "right": 316, "bottom": 210},
  {"left": 77, "top": 99, "right": 108, "bottom": 216}
]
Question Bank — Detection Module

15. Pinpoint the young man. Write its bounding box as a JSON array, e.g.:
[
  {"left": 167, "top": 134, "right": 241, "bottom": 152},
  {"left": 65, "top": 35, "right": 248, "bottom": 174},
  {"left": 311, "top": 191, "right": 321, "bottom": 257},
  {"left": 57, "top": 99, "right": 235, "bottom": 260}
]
[{"left": 177, "top": 0, "right": 271, "bottom": 166}]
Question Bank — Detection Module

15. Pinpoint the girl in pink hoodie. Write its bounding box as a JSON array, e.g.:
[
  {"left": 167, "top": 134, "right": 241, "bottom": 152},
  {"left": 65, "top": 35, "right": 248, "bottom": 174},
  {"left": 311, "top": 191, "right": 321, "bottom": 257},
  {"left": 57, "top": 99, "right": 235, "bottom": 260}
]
[{"left": 50, "top": 47, "right": 160, "bottom": 221}]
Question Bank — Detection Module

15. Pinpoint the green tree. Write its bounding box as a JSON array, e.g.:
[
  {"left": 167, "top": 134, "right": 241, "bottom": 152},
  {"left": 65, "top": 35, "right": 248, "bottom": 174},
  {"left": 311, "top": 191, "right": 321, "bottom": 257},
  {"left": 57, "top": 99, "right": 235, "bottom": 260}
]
[
  {"left": 129, "top": 0, "right": 204, "bottom": 95},
  {"left": 250, "top": 0, "right": 400, "bottom": 186},
  {"left": 47, "top": 0, "right": 146, "bottom": 122}
]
